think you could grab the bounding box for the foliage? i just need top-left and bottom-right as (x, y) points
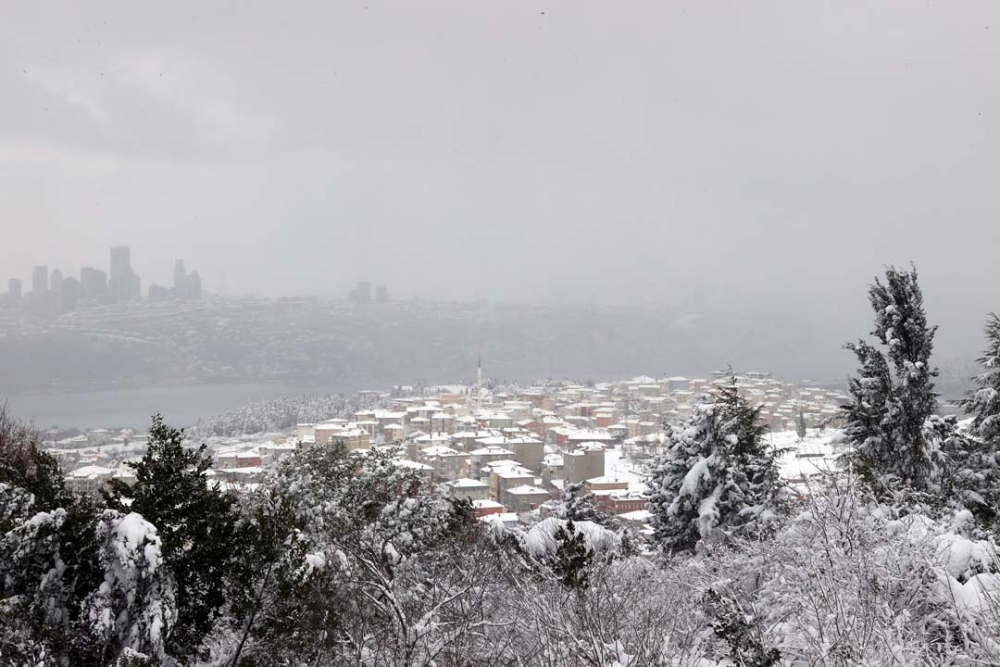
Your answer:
(842, 265), (942, 493)
(648, 379), (784, 553)
(704, 588), (781, 667)
(559, 481), (613, 528)
(103, 414), (244, 662)
(549, 519), (595, 590)
(961, 313), (1000, 443)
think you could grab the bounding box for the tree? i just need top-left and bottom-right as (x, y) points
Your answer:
(841, 266), (942, 492)
(946, 314), (1000, 528)
(0, 403), (74, 521)
(560, 481), (613, 528)
(103, 415), (244, 662)
(962, 314), (1000, 444)
(648, 379), (783, 553)
(82, 511), (176, 664)
(549, 519), (594, 590)
(796, 411), (807, 441)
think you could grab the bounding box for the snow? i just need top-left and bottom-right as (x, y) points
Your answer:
(679, 456), (714, 497)
(945, 573), (1000, 612)
(304, 552), (326, 571)
(521, 517), (621, 558)
(936, 534), (996, 581)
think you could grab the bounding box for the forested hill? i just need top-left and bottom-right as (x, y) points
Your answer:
(0, 295), (974, 395)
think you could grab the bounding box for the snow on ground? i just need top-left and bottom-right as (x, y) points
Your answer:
(770, 429), (845, 486)
(604, 447), (650, 493)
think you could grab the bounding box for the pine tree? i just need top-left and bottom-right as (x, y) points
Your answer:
(796, 411), (807, 441)
(962, 314), (1000, 443)
(648, 379), (783, 553)
(947, 314), (1000, 527)
(841, 266), (941, 492)
(561, 481), (613, 527)
(103, 415), (244, 662)
(550, 519), (594, 590)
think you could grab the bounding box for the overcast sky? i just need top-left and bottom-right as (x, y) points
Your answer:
(2, 1), (998, 344)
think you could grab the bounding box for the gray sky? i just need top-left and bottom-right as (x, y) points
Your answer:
(2, 1), (998, 332)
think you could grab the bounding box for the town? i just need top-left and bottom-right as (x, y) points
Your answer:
(45, 369), (849, 542)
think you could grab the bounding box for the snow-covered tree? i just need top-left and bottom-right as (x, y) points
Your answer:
(943, 314), (1000, 529)
(647, 380), (783, 553)
(0, 404), (74, 521)
(559, 481), (613, 528)
(549, 519), (595, 590)
(842, 265), (942, 492)
(796, 411), (807, 441)
(218, 441), (472, 666)
(103, 414), (244, 661)
(962, 314), (1000, 444)
(83, 511), (176, 664)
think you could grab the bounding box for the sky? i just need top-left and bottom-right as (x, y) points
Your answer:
(2, 1), (999, 355)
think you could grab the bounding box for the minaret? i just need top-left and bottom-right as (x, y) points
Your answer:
(476, 355), (483, 411)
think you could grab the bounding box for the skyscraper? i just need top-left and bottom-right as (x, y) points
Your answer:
(61, 276), (80, 310)
(7, 278), (22, 300)
(32, 266), (48, 295)
(50, 268), (63, 295)
(109, 246), (135, 301)
(80, 267), (107, 301)
(173, 260), (186, 291)
(186, 271), (202, 299)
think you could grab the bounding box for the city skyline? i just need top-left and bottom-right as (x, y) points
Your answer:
(2, 243), (202, 308)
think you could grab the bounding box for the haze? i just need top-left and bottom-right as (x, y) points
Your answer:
(2, 1), (999, 363)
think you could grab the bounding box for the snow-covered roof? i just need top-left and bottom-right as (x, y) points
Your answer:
(506, 485), (548, 496)
(586, 476), (629, 486)
(66, 465), (115, 479)
(449, 478), (488, 488)
(472, 499), (504, 509)
(494, 467), (535, 479)
(393, 459), (434, 471)
(421, 445), (462, 457)
(469, 446), (515, 456)
(618, 509), (653, 523)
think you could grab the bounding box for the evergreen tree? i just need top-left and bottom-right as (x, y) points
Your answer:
(648, 379), (783, 553)
(104, 415), (244, 662)
(796, 411), (807, 441)
(549, 519), (594, 590)
(947, 314), (1000, 528)
(962, 314), (1000, 443)
(842, 266), (941, 492)
(560, 481), (613, 527)
(0, 404), (74, 519)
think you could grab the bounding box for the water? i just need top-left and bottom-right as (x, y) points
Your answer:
(2, 383), (309, 431)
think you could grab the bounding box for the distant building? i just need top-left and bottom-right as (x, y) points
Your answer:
(173, 260), (186, 291)
(375, 283), (390, 303)
(348, 281), (372, 304)
(7, 278), (21, 300)
(32, 266), (48, 295)
(169, 260), (203, 299)
(80, 267), (107, 301)
(563, 444), (606, 485)
(50, 268), (63, 295)
(109, 246), (135, 301)
(149, 283), (172, 301)
(61, 276), (81, 310)
(185, 271), (202, 299)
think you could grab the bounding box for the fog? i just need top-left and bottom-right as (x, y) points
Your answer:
(2, 1), (999, 380)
